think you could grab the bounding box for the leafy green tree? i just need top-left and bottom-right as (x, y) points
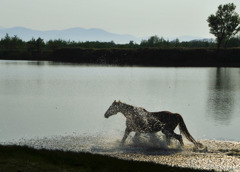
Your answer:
(171, 38), (180, 47)
(140, 35), (170, 47)
(27, 37), (45, 51)
(207, 3), (240, 48)
(46, 39), (69, 50)
(0, 34), (11, 49)
(226, 35), (240, 47)
(0, 34), (25, 49)
(148, 35), (160, 47)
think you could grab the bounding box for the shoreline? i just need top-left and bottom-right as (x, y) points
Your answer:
(2, 136), (240, 171)
(0, 145), (206, 172)
(1, 48), (240, 67)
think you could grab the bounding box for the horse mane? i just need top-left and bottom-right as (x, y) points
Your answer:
(117, 101), (132, 107)
(117, 101), (148, 112)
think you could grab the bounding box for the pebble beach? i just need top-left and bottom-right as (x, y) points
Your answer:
(9, 134), (240, 171)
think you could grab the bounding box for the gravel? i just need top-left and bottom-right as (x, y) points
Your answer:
(5, 134), (240, 171)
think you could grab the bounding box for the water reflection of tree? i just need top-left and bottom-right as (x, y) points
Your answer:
(207, 68), (235, 125)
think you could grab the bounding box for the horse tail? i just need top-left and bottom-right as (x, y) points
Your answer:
(178, 114), (198, 146)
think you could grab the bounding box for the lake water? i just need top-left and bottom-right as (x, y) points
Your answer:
(0, 60), (240, 143)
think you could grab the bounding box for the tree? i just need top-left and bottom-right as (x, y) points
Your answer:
(27, 37), (45, 51)
(207, 3), (240, 48)
(0, 34), (25, 49)
(171, 38), (180, 47)
(140, 35), (170, 47)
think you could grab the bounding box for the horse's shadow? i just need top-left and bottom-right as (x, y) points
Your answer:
(90, 134), (183, 155)
(122, 134), (182, 155)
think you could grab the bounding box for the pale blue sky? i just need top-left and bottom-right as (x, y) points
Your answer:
(1, 0), (240, 38)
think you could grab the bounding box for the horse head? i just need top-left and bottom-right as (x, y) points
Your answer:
(104, 100), (121, 118)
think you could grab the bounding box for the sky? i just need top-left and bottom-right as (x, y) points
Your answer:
(1, 0), (240, 38)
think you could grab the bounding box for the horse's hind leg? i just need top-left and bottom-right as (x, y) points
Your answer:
(173, 133), (183, 146)
(121, 128), (131, 145)
(162, 129), (183, 146)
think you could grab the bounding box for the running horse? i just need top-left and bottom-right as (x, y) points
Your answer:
(104, 100), (201, 147)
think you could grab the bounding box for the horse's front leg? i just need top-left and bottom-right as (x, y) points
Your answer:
(133, 132), (141, 143)
(121, 128), (131, 145)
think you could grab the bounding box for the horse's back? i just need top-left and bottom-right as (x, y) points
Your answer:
(151, 111), (180, 117)
(149, 111), (181, 126)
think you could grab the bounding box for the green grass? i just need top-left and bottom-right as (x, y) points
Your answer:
(0, 145), (209, 172)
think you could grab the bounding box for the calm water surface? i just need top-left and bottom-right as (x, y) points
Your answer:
(0, 60), (240, 142)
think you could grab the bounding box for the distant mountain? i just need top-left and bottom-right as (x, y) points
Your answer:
(0, 27), (142, 44)
(0, 26), (209, 44)
(178, 35), (205, 42)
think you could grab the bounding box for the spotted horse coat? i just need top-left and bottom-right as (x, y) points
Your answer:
(104, 100), (202, 147)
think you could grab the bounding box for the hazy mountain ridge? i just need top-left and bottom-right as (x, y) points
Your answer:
(0, 27), (206, 43)
(0, 27), (142, 44)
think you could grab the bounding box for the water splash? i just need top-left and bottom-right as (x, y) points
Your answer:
(13, 132), (180, 154)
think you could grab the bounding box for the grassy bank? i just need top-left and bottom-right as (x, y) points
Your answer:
(0, 145), (208, 172)
(1, 48), (240, 67)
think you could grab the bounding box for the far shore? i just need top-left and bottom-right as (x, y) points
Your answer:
(1, 48), (240, 67)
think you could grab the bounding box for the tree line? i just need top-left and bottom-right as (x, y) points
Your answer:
(1, 34), (240, 51)
(1, 3), (240, 51)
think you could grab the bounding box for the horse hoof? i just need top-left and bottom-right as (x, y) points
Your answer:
(193, 144), (208, 152)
